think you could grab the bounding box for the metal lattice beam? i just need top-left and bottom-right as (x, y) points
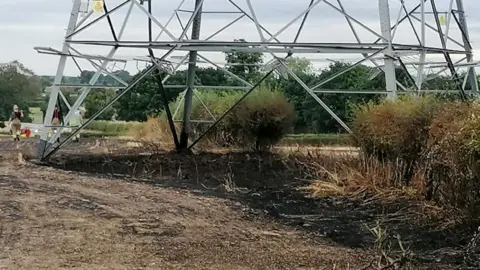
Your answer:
(36, 0), (479, 160)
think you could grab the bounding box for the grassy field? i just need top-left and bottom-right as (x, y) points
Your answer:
(83, 120), (351, 145)
(9, 110), (351, 147)
(28, 107), (43, 124)
(1, 117), (351, 147)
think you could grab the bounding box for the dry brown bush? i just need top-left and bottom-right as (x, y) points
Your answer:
(350, 96), (442, 185)
(425, 101), (480, 218)
(351, 96), (480, 221)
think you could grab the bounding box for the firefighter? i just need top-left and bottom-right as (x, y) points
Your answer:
(49, 106), (61, 143)
(52, 106), (60, 126)
(9, 105), (24, 141)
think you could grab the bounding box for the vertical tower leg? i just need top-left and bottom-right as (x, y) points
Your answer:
(378, 0), (397, 100)
(416, 0), (426, 92)
(37, 0), (82, 158)
(179, 0), (204, 149)
(455, 0), (479, 93)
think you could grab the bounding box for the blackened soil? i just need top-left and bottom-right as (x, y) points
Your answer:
(47, 151), (479, 269)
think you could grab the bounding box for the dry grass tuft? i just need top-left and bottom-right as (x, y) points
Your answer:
(130, 117), (177, 152)
(299, 153), (422, 200)
(362, 221), (416, 270)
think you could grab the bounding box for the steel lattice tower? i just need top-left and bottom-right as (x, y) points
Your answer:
(35, 0), (478, 159)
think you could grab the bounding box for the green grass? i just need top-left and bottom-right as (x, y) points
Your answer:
(28, 107), (43, 124)
(85, 120), (142, 136)
(81, 121), (352, 147)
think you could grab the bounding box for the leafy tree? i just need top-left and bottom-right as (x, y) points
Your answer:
(424, 73), (462, 92)
(115, 69), (185, 121)
(285, 57), (313, 74)
(115, 66), (234, 121)
(102, 70), (132, 85)
(35, 57), (467, 135)
(308, 62), (385, 133)
(276, 62), (384, 133)
(84, 89), (116, 120)
(195, 67), (228, 86)
(0, 61), (42, 122)
(57, 70), (135, 121)
(79, 70), (95, 84)
(225, 39), (264, 83)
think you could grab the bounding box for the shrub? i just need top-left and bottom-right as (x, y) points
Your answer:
(352, 96), (480, 220)
(165, 90), (241, 147)
(137, 87), (295, 150)
(350, 95), (442, 184)
(227, 87), (295, 150)
(425, 101), (480, 217)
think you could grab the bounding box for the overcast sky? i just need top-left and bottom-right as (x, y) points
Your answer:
(1, 0), (480, 76)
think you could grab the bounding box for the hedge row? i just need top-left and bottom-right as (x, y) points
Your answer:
(351, 96), (480, 219)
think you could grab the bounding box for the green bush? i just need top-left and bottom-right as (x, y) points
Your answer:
(177, 90), (242, 146)
(350, 95), (442, 184)
(144, 87), (295, 150)
(227, 88), (295, 150)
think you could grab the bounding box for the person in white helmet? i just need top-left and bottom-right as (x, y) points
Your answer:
(9, 105), (24, 141)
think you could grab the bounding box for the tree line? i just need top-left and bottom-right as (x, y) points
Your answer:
(1, 50), (466, 134)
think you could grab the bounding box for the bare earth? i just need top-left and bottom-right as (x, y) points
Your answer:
(0, 159), (370, 270)
(0, 138), (476, 269)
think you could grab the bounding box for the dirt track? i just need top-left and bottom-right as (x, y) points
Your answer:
(0, 158), (371, 269)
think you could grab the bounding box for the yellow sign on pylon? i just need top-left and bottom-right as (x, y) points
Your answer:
(439, 15), (446, 25)
(92, 0), (104, 13)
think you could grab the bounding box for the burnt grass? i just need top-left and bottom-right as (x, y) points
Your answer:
(47, 150), (478, 268)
